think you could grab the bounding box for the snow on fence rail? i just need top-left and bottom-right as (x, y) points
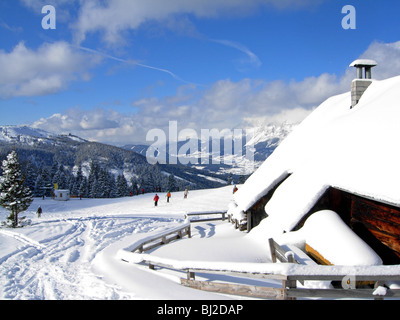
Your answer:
(184, 211), (227, 223)
(121, 252), (400, 299)
(118, 233), (400, 300)
(126, 220), (191, 253)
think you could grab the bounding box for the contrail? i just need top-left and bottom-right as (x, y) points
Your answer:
(75, 45), (192, 84)
(210, 39), (262, 68)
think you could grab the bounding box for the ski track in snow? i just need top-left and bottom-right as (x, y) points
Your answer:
(0, 215), (180, 300)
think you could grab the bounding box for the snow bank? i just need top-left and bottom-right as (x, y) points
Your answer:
(285, 210), (382, 266)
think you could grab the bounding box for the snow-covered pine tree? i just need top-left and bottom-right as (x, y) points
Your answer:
(116, 174), (128, 197)
(0, 151), (33, 228)
(167, 173), (178, 192)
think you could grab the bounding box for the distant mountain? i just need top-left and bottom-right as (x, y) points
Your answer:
(0, 122), (296, 195)
(122, 122), (296, 176)
(0, 125), (231, 193)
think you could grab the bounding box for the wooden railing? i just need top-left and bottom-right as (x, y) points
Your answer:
(129, 222), (191, 253)
(119, 229), (400, 300)
(180, 269), (400, 300)
(185, 211), (227, 223)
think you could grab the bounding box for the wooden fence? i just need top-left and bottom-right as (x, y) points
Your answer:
(130, 223), (191, 253)
(180, 270), (400, 300)
(121, 224), (400, 300)
(185, 212), (227, 223)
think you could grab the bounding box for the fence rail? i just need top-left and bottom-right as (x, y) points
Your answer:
(185, 212), (227, 223)
(121, 228), (400, 300)
(130, 223), (191, 253)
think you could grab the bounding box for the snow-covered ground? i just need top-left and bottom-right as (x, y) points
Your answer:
(1, 186), (400, 301)
(0, 186), (272, 300)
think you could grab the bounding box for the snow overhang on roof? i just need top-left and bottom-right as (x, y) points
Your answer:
(234, 75), (400, 234)
(349, 59), (378, 67)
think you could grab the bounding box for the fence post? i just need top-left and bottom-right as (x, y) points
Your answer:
(268, 238), (277, 263)
(187, 270), (195, 280)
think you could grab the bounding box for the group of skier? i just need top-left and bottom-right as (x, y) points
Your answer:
(153, 187), (189, 207)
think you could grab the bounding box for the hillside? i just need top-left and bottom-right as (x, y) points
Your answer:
(0, 123), (294, 196)
(0, 126), (230, 195)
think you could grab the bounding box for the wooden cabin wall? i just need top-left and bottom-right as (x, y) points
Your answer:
(351, 197), (400, 264)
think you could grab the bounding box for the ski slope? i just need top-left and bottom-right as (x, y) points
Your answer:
(0, 186), (268, 300)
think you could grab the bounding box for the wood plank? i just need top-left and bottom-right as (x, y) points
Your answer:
(287, 288), (400, 299)
(131, 224), (191, 252)
(287, 274), (400, 282)
(353, 212), (400, 237)
(268, 238), (301, 264)
(368, 229), (400, 258)
(185, 212), (227, 216)
(181, 279), (285, 300)
(305, 244), (332, 266)
(190, 217), (224, 223)
(268, 238), (277, 263)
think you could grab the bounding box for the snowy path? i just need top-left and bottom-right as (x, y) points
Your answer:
(0, 215), (182, 299)
(0, 186), (252, 300)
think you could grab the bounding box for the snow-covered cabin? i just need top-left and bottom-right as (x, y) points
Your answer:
(229, 73), (400, 266)
(53, 189), (70, 201)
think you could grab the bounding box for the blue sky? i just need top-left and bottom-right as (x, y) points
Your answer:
(1, 0), (400, 145)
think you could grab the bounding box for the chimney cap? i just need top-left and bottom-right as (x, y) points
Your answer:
(349, 59), (377, 68)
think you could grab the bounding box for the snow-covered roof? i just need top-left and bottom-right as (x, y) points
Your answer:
(234, 75), (400, 234)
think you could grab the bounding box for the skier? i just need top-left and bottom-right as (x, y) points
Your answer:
(154, 194), (159, 206)
(184, 187), (189, 199)
(37, 206), (42, 218)
(166, 191), (171, 203)
(233, 185), (238, 194)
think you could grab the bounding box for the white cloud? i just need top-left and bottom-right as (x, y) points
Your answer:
(0, 41), (100, 98)
(359, 41), (400, 80)
(32, 40), (400, 146)
(72, 0), (323, 45)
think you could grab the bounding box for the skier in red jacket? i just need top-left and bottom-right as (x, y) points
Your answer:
(154, 194), (159, 206)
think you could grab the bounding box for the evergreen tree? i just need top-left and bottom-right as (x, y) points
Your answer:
(97, 169), (109, 198)
(40, 167), (52, 196)
(107, 172), (117, 198)
(53, 165), (68, 189)
(23, 160), (37, 192)
(75, 165), (83, 188)
(0, 151), (33, 228)
(50, 161), (58, 181)
(116, 174), (128, 197)
(167, 173), (178, 192)
(34, 174), (45, 197)
(130, 176), (139, 194)
(90, 179), (100, 198)
(79, 176), (88, 198)
(227, 173), (233, 185)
